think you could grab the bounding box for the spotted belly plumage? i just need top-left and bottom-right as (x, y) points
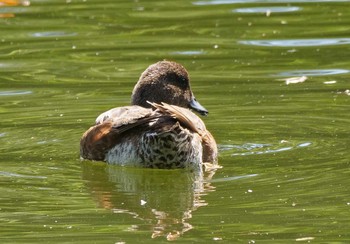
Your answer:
(105, 121), (203, 169)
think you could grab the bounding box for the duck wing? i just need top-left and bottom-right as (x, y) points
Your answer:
(80, 106), (158, 160)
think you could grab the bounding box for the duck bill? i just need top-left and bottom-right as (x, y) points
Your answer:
(189, 97), (208, 116)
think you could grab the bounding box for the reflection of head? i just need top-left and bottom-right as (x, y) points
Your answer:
(81, 162), (217, 240)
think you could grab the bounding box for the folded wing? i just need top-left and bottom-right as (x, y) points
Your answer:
(80, 106), (156, 160)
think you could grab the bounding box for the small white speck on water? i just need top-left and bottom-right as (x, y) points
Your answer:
(281, 76), (307, 85)
(323, 80), (336, 84)
(213, 237), (223, 241)
(296, 237), (314, 241)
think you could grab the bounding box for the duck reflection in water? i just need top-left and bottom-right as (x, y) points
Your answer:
(82, 162), (217, 240)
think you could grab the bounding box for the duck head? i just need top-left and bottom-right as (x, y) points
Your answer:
(131, 61), (208, 116)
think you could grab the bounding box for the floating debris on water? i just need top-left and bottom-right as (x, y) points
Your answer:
(336, 89), (350, 96)
(280, 76), (307, 85)
(296, 237), (315, 241)
(323, 80), (337, 84)
(213, 237), (223, 241)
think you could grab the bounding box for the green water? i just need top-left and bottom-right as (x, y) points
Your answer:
(1, 0), (349, 243)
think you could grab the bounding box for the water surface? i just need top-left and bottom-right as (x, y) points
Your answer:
(0, 0), (349, 243)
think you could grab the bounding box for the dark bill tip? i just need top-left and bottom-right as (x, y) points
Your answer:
(189, 97), (208, 116)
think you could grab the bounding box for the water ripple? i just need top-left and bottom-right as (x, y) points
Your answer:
(239, 38), (350, 47)
(193, 0), (350, 5)
(0, 171), (47, 179)
(233, 6), (301, 13)
(31, 31), (77, 38)
(277, 69), (349, 77)
(219, 141), (312, 157)
(0, 90), (32, 96)
(210, 174), (258, 183)
(170, 50), (205, 55)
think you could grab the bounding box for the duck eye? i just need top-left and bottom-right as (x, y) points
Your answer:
(179, 75), (188, 84)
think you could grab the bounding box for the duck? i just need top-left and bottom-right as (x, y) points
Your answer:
(80, 61), (218, 169)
